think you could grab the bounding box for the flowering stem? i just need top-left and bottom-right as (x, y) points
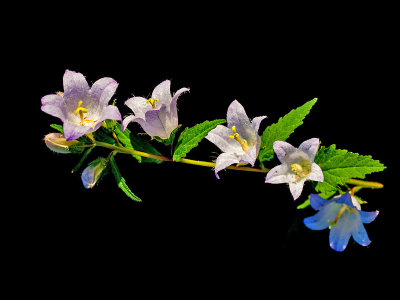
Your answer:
(94, 141), (383, 185)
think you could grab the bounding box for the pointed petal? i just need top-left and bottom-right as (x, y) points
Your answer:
(289, 180), (306, 200)
(336, 192), (354, 207)
(205, 125), (244, 154)
(41, 103), (66, 121)
(299, 138), (320, 160)
(265, 164), (289, 184)
(214, 152), (240, 179)
(90, 77), (118, 107)
(273, 141), (296, 164)
(329, 214), (354, 252)
(307, 163), (324, 182)
(63, 70), (90, 112)
(351, 216), (371, 246)
(152, 80), (172, 106)
(359, 210), (379, 224)
(251, 116), (267, 133)
(226, 100), (255, 142)
(125, 97), (150, 119)
(63, 121), (91, 141)
(121, 115), (137, 132)
(309, 193), (329, 210)
(170, 87), (189, 121)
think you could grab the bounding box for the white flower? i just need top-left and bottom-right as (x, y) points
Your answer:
(265, 138), (324, 200)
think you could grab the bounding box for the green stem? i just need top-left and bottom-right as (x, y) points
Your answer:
(94, 141), (383, 186)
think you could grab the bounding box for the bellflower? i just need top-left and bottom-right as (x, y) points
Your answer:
(205, 100), (267, 179)
(265, 138), (324, 200)
(122, 80), (189, 139)
(41, 70), (122, 141)
(304, 192), (379, 252)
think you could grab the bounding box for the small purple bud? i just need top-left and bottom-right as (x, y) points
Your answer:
(81, 158), (108, 189)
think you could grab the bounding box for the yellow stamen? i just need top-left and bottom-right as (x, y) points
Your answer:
(291, 160), (311, 182)
(146, 98), (159, 109)
(229, 126), (249, 152)
(73, 101), (97, 127)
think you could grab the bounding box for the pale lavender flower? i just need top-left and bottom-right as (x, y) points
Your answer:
(41, 70), (122, 141)
(304, 192), (379, 252)
(205, 100), (267, 179)
(265, 138), (324, 200)
(122, 80), (189, 139)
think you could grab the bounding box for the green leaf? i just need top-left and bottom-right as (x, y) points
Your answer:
(93, 127), (116, 145)
(50, 124), (63, 133)
(114, 124), (142, 163)
(109, 155), (142, 202)
(258, 98), (318, 162)
(173, 119), (226, 161)
(130, 135), (163, 164)
(314, 144), (386, 194)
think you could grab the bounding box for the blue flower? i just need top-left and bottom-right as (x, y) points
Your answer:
(303, 192), (379, 252)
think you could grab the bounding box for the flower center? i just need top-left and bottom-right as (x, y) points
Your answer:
(291, 160), (311, 182)
(328, 204), (358, 229)
(146, 98), (159, 109)
(74, 101), (97, 127)
(229, 126), (249, 152)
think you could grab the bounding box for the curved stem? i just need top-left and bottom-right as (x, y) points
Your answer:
(94, 141), (383, 186)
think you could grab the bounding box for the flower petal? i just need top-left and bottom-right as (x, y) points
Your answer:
(152, 80), (172, 106)
(329, 214), (354, 252)
(273, 141), (296, 164)
(170, 87), (189, 121)
(335, 192), (354, 207)
(351, 217), (371, 247)
(307, 163), (324, 182)
(251, 116), (267, 133)
(309, 193), (329, 210)
(214, 152), (240, 179)
(90, 77), (118, 107)
(41, 102), (66, 121)
(226, 100), (255, 142)
(304, 202), (342, 230)
(125, 97), (150, 119)
(265, 164), (289, 184)
(206, 125), (244, 155)
(359, 210), (379, 224)
(288, 179), (306, 200)
(63, 70), (90, 112)
(298, 138), (320, 161)
(63, 121), (91, 141)
(41, 94), (64, 106)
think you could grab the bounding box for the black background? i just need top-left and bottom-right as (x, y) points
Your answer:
(8, 3), (397, 283)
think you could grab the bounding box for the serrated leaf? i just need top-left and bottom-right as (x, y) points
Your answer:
(314, 144), (386, 194)
(130, 135), (163, 164)
(173, 119), (226, 161)
(258, 98), (317, 162)
(109, 155), (142, 202)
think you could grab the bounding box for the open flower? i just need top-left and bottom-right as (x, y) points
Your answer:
(41, 70), (122, 141)
(122, 80), (189, 139)
(304, 192), (379, 252)
(265, 138), (324, 200)
(205, 100), (267, 179)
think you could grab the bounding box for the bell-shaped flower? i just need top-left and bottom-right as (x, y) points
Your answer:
(265, 138), (324, 200)
(205, 100), (267, 179)
(81, 158), (108, 189)
(41, 70), (122, 141)
(122, 80), (189, 139)
(304, 192), (379, 252)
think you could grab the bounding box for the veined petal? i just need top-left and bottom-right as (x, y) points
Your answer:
(265, 164), (289, 184)
(304, 202), (342, 230)
(298, 138), (320, 161)
(309, 193), (329, 210)
(63, 120), (91, 141)
(359, 210), (379, 224)
(273, 141), (296, 164)
(289, 179), (306, 200)
(251, 116), (267, 133)
(90, 77), (118, 107)
(227, 100), (255, 143)
(307, 163), (324, 182)
(125, 97), (150, 119)
(41, 103), (66, 121)
(63, 70), (90, 112)
(206, 125), (244, 155)
(92, 105), (122, 132)
(41, 94), (64, 106)
(152, 80), (172, 106)
(214, 152), (240, 179)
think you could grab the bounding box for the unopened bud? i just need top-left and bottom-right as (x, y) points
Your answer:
(44, 133), (80, 154)
(81, 158), (108, 189)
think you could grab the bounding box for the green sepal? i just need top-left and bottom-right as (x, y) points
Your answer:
(109, 154), (142, 202)
(173, 119), (226, 161)
(258, 98), (317, 162)
(50, 124), (63, 133)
